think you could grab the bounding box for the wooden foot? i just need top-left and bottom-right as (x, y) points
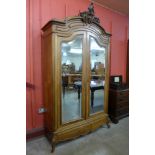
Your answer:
(106, 117), (111, 128)
(106, 122), (110, 128)
(51, 142), (55, 153)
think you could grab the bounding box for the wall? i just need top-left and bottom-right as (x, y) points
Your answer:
(26, 0), (129, 133)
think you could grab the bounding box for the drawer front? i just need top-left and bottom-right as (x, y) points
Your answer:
(117, 96), (129, 103)
(109, 101), (129, 113)
(115, 107), (129, 117)
(118, 91), (129, 97)
(117, 101), (129, 109)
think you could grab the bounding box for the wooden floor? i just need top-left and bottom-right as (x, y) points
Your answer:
(26, 117), (129, 155)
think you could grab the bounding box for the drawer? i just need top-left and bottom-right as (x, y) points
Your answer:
(109, 103), (128, 113)
(117, 91), (129, 98)
(109, 100), (129, 110)
(117, 101), (129, 109)
(116, 96), (129, 102)
(115, 107), (129, 116)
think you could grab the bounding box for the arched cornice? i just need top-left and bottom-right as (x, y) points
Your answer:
(41, 16), (111, 38)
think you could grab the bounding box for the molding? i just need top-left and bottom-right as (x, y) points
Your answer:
(42, 17), (111, 39)
(26, 127), (45, 140)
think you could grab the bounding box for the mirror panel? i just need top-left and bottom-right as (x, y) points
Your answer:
(89, 36), (105, 114)
(61, 35), (83, 123)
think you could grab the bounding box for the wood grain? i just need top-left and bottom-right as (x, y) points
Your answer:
(41, 16), (111, 152)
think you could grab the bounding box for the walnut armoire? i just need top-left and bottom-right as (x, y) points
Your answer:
(41, 3), (111, 152)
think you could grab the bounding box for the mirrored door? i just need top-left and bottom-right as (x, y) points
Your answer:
(61, 35), (84, 123)
(88, 36), (106, 115)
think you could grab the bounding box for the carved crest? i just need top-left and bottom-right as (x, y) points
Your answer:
(79, 2), (100, 24)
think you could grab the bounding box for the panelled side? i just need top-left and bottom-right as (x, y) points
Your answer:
(41, 31), (53, 133)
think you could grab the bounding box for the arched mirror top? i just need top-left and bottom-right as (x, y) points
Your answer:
(88, 33), (108, 48)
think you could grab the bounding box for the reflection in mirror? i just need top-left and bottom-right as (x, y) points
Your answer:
(61, 35), (83, 123)
(89, 36), (105, 114)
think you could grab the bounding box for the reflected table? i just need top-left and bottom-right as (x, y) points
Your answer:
(74, 80), (105, 108)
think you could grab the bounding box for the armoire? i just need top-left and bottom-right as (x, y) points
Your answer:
(41, 3), (111, 152)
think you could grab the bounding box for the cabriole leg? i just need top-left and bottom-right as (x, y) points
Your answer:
(51, 142), (55, 153)
(106, 116), (111, 128)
